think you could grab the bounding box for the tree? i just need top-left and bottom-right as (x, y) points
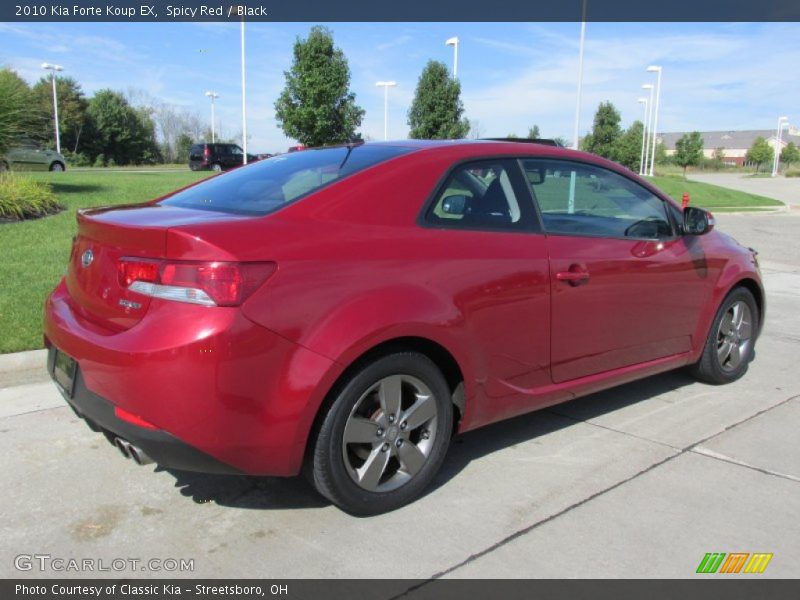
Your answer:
(0, 68), (39, 156)
(274, 26), (364, 147)
(506, 132), (519, 139)
(84, 90), (159, 165)
(780, 141), (799, 169)
(553, 136), (569, 148)
(408, 60), (470, 139)
(527, 124), (541, 139)
(746, 137), (773, 173)
(31, 76), (88, 153)
(654, 141), (669, 165)
(712, 147), (726, 168)
(615, 121), (645, 172)
(674, 131), (704, 176)
(583, 102), (622, 160)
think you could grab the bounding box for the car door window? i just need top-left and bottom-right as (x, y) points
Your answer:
(522, 159), (673, 239)
(425, 160), (536, 232)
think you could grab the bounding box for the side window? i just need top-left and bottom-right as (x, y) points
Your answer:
(522, 160), (673, 239)
(425, 160), (534, 232)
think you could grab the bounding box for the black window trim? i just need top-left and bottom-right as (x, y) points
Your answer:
(417, 156), (543, 235)
(516, 157), (680, 242)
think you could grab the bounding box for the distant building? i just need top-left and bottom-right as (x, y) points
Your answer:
(658, 127), (800, 167)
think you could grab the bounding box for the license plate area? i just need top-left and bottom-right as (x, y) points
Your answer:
(52, 349), (77, 398)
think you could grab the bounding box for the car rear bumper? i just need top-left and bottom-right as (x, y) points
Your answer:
(47, 347), (240, 474)
(44, 278), (340, 476)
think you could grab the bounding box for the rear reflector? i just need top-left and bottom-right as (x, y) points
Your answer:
(119, 259), (275, 307)
(114, 406), (158, 430)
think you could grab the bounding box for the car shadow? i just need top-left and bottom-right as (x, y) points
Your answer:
(160, 369), (698, 512)
(49, 182), (105, 194)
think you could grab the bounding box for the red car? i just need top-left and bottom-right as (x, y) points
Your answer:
(44, 140), (763, 515)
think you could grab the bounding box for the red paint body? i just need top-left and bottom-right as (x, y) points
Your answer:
(43, 141), (764, 476)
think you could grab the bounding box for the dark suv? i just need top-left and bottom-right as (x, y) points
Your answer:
(189, 143), (258, 172)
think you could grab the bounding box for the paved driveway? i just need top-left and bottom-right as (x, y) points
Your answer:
(688, 172), (800, 206)
(1, 213), (798, 581)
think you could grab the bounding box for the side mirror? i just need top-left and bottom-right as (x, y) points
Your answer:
(442, 194), (468, 216)
(683, 206), (715, 235)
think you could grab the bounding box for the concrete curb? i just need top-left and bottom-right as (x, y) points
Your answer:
(0, 349), (47, 375)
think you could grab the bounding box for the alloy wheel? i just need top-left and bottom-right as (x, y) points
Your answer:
(342, 374), (438, 493)
(716, 300), (753, 371)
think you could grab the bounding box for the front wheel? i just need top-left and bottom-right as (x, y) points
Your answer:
(690, 287), (759, 384)
(210, 163), (222, 172)
(49, 162), (65, 172)
(309, 352), (453, 515)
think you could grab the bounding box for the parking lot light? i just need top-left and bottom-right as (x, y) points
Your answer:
(375, 81), (397, 141)
(445, 37), (459, 78)
(641, 84), (654, 176)
(772, 116), (789, 177)
(204, 92), (219, 143)
(646, 65), (662, 176)
(41, 63), (64, 154)
(638, 97), (649, 176)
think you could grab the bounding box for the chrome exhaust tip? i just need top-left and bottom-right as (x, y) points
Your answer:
(113, 437), (154, 465)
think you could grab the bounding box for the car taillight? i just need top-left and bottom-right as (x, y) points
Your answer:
(118, 259), (275, 307)
(203, 146), (210, 159)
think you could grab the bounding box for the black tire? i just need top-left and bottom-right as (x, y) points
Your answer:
(690, 287), (759, 385)
(210, 163), (223, 172)
(309, 352), (453, 515)
(49, 162), (65, 172)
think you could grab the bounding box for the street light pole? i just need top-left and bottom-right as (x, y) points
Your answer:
(204, 92), (219, 143)
(41, 63), (63, 154)
(375, 81), (397, 141)
(641, 84), (654, 176)
(647, 65), (662, 177)
(240, 19), (247, 164)
(572, 0), (587, 150)
(445, 37), (459, 78)
(638, 97), (649, 176)
(772, 116), (789, 177)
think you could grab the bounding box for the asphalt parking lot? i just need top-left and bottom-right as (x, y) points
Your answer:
(1, 210), (799, 581)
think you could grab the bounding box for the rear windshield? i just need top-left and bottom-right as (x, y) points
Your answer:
(162, 144), (415, 216)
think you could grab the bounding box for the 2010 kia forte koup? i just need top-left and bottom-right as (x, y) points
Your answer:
(44, 140), (763, 515)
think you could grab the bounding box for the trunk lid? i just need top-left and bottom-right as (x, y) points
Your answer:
(67, 204), (247, 331)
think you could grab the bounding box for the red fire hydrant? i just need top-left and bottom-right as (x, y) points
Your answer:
(682, 192), (690, 208)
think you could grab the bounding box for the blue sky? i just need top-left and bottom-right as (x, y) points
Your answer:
(1, 21), (797, 153)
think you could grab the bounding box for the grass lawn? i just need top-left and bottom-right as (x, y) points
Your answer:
(0, 170), (210, 354)
(648, 176), (784, 212)
(0, 168), (786, 354)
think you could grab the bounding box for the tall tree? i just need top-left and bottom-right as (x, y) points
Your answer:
(527, 124), (541, 139)
(674, 131), (704, 176)
(275, 26), (364, 147)
(84, 90), (159, 165)
(407, 60), (470, 139)
(746, 137), (773, 173)
(780, 141), (799, 169)
(0, 68), (39, 157)
(583, 102), (622, 160)
(31, 76), (88, 153)
(615, 121), (645, 172)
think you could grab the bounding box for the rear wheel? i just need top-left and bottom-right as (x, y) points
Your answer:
(309, 352), (453, 515)
(691, 287), (758, 384)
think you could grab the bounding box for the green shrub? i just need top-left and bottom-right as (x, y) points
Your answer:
(62, 150), (91, 167)
(0, 173), (63, 220)
(786, 169), (800, 178)
(93, 153), (106, 168)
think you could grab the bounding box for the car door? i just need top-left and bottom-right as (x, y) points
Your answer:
(422, 158), (552, 424)
(521, 158), (710, 384)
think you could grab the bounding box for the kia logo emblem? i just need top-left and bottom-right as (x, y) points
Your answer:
(81, 249), (94, 268)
